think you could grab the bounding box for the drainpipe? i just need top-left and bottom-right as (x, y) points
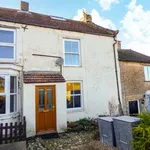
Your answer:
(113, 30), (124, 115)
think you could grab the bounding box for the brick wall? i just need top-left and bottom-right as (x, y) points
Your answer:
(119, 61), (150, 114)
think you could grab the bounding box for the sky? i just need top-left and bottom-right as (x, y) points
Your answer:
(1, 0), (150, 55)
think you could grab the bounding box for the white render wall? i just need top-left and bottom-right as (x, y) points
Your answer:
(23, 82), (67, 137)
(0, 21), (120, 136)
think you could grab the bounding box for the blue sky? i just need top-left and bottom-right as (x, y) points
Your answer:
(1, 0), (150, 55)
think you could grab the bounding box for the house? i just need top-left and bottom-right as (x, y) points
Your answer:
(0, 1), (122, 137)
(118, 47), (150, 115)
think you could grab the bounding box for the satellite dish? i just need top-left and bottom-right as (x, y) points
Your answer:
(55, 57), (64, 66)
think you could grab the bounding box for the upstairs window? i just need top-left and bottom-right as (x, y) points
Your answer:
(144, 66), (150, 81)
(0, 29), (15, 60)
(64, 39), (80, 66)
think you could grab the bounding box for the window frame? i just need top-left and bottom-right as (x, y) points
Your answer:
(0, 75), (18, 115)
(0, 28), (16, 61)
(144, 66), (150, 81)
(63, 39), (81, 66)
(128, 99), (140, 115)
(66, 81), (83, 110)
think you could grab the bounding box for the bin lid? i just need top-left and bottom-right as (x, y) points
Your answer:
(99, 117), (114, 122)
(113, 116), (140, 122)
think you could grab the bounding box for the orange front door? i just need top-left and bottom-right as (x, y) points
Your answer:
(36, 85), (56, 133)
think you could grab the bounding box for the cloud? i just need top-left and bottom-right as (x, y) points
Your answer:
(98, 0), (119, 11)
(73, 9), (116, 30)
(120, 0), (150, 55)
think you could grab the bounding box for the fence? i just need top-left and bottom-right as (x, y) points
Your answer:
(0, 117), (26, 144)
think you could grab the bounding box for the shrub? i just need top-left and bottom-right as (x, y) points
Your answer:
(77, 118), (92, 130)
(132, 112), (150, 150)
(67, 118), (98, 132)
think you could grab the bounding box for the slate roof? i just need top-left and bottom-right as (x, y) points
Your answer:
(23, 72), (65, 83)
(0, 7), (118, 37)
(118, 49), (150, 63)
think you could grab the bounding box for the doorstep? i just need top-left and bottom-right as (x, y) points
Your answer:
(36, 130), (59, 139)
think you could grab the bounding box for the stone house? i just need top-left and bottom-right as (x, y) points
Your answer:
(0, 1), (122, 137)
(118, 48), (150, 115)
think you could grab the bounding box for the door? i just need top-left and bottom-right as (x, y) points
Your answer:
(36, 85), (56, 133)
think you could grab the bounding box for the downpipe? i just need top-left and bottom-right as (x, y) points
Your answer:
(113, 33), (124, 115)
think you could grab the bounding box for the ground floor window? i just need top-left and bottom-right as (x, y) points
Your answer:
(66, 81), (82, 109)
(0, 75), (18, 114)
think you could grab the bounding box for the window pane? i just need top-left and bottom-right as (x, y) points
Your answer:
(0, 95), (5, 114)
(67, 83), (74, 94)
(10, 95), (17, 112)
(74, 95), (81, 108)
(71, 41), (79, 53)
(72, 54), (79, 65)
(74, 83), (81, 94)
(65, 41), (71, 52)
(0, 76), (5, 93)
(0, 30), (14, 43)
(10, 76), (17, 93)
(47, 89), (52, 110)
(39, 89), (44, 110)
(65, 54), (71, 65)
(0, 46), (14, 59)
(67, 95), (73, 108)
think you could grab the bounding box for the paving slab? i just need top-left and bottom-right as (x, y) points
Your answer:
(0, 141), (26, 150)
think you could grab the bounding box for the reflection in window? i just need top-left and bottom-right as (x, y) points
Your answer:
(10, 95), (17, 113)
(0, 29), (15, 59)
(47, 89), (52, 110)
(0, 76), (5, 93)
(10, 76), (17, 93)
(66, 82), (81, 109)
(39, 89), (44, 110)
(64, 40), (80, 66)
(0, 95), (5, 114)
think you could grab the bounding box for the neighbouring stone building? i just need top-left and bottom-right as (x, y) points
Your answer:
(118, 48), (150, 115)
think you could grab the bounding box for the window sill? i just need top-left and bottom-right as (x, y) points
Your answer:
(144, 80), (150, 82)
(0, 112), (19, 120)
(64, 65), (82, 68)
(67, 108), (84, 113)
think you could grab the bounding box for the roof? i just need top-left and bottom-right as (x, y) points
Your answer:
(23, 72), (65, 83)
(118, 49), (150, 63)
(0, 7), (117, 37)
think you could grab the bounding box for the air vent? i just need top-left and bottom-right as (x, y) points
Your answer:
(50, 16), (66, 21)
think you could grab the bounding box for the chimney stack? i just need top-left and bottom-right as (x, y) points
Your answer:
(20, 1), (29, 11)
(80, 11), (92, 23)
(117, 41), (121, 49)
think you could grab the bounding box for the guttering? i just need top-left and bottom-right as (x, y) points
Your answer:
(113, 30), (124, 115)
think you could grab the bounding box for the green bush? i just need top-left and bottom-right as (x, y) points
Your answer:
(132, 112), (150, 150)
(77, 118), (92, 130)
(67, 118), (98, 132)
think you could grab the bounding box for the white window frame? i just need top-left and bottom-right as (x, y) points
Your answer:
(144, 66), (150, 81)
(0, 28), (16, 61)
(66, 81), (83, 110)
(63, 39), (81, 66)
(128, 100), (140, 115)
(0, 75), (18, 115)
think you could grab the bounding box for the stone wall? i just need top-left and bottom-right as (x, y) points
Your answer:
(119, 61), (150, 114)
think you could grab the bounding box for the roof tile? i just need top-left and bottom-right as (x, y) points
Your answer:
(23, 72), (65, 83)
(118, 49), (150, 63)
(0, 7), (117, 37)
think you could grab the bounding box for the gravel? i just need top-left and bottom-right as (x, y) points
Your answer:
(27, 131), (117, 150)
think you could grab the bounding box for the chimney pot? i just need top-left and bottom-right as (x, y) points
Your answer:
(117, 41), (121, 49)
(20, 1), (29, 11)
(80, 11), (92, 23)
